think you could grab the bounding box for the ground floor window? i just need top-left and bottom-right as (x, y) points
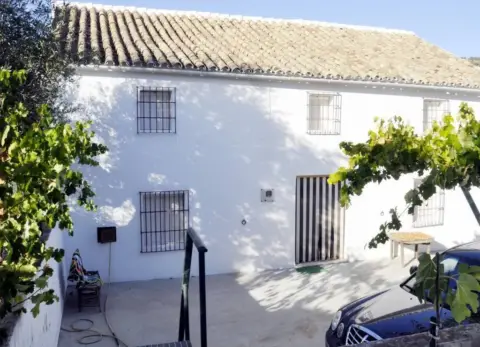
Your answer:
(413, 178), (445, 227)
(139, 190), (189, 253)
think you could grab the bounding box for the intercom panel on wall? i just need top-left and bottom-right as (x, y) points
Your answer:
(261, 189), (274, 202)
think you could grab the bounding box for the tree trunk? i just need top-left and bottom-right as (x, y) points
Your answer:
(461, 186), (480, 226)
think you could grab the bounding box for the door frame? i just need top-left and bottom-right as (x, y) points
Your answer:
(294, 174), (346, 265)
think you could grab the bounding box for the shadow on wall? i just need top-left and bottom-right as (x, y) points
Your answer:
(65, 74), (349, 280)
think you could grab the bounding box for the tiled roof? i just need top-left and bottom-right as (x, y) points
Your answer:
(55, 3), (480, 89)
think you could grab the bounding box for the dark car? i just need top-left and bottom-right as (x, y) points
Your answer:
(325, 241), (480, 346)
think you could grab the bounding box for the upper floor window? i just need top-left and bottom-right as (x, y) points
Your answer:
(137, 87), (176, 134)
(307, 93), (342, 135)
(423, 98), (449, 131)
(413, 178), (445, 228)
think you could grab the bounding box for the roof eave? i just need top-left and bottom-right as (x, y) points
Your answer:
(76, 64), (480, 95)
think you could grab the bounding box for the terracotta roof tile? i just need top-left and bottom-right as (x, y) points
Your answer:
(89, 7), (101, 64)
(56, 3), (480, 89)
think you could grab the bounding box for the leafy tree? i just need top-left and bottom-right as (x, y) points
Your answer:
(0, 0), (74, 122)
(0, 69), (107, 320)
(0, 0), (102, 322)
(329, 103), (480, 328)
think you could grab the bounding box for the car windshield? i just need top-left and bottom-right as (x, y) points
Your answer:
(401, 255), (461, 292)
(401, 252), (480, 315)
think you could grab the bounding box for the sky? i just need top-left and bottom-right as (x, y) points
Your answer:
(74, 0), (479, 58)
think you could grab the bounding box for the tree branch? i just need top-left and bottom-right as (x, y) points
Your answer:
(10, 288), (42, 309)
(461, 186), (480, 227)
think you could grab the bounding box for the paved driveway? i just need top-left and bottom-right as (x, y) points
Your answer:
(58, 259), (410, 347)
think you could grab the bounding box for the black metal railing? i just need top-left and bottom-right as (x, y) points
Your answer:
(178, 228), (208, 347)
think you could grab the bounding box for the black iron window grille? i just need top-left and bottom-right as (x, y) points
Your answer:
(307, 93), (342, 135)
(139, 190), (189, 253)
(137, 86), (176, 133)
(423, 98), (450, 131)
(413, 178), (445, 228)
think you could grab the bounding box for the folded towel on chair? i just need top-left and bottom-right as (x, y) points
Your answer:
(68, 248), (103, 288)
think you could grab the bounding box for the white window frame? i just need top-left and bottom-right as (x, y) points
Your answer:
(307, 92), (342, 135)
(413, 178), (445, 228)
(422, 98), (450, 131)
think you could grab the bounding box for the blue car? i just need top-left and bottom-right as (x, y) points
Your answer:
(325, 241), (480, 346)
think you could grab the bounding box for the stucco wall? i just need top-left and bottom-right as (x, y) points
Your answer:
(65, 69), (480, 282)
(4, 228), (68, 347)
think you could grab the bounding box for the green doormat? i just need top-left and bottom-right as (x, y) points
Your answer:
(296, 265), (325, 274)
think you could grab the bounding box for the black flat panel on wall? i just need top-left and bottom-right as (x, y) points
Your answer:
(97, 226), (117, 243)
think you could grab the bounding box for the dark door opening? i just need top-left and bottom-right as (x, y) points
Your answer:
(295, 175), (345, 264)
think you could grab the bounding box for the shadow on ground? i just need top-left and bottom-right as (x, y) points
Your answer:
(58, 258), (411, 347)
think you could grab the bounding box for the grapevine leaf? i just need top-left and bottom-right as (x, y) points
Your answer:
(35, 277), (48, 289)
(31, 304), (40, 318)
(458, 263), (469, 274)
(450, 273), (480, 322)
(2, 124), (10, 146)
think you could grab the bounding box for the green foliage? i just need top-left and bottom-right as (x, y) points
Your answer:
(329, 102), (480, 323)
(413, 253), (480, 323)
(329, 103), (480, 245)
(0, 0), (100, 322)
(0, 69), (107, 319)
(0, 0), (75, 122)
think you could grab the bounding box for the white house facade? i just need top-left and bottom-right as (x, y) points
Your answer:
(57, 3), (480, 282)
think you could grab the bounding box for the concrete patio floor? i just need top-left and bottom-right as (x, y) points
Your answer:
(58, 258), (412, 347)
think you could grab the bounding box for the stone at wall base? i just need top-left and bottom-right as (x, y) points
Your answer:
(355, 323), (480, 347)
